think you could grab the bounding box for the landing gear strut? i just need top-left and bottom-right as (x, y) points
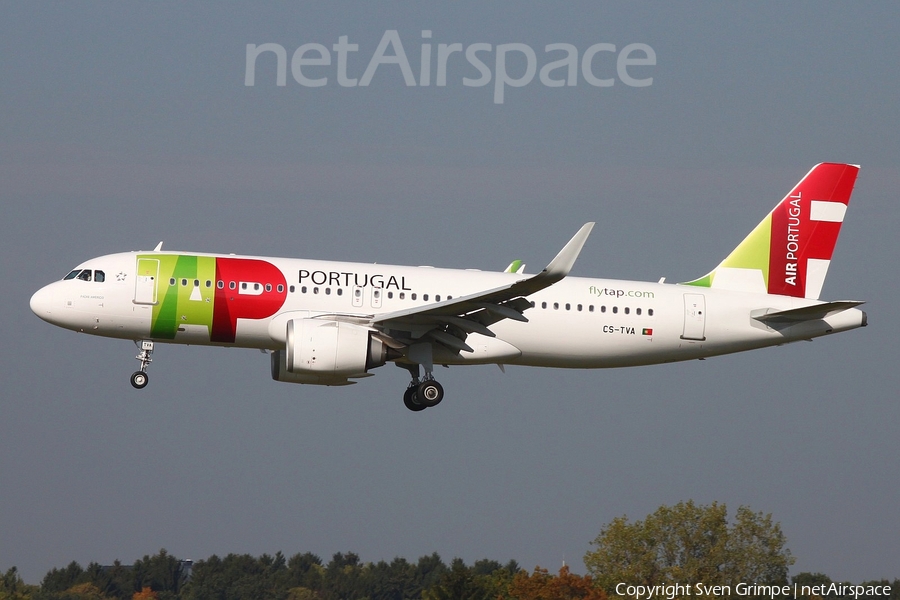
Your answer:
(131, 340), (154, 389)
(400, 359), (445, 412)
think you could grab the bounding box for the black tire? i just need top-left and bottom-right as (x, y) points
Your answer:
(403, 386), (426, 412)
(417, 380), (444, 408)
(130, 371), (149, 389)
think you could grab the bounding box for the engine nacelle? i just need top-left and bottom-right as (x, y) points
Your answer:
(270, 319), (388, 385)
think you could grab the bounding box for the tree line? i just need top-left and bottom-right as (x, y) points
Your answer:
(2, 501), (897, 600)
(0, 552), (604, 600)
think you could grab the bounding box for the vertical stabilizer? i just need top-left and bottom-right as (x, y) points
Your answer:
(683, 163), (859, 299)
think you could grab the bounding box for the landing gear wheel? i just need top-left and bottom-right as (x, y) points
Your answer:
(403, 386), (426, 412)
(130, 371), (149, 389)
(132, 340), (154, 389)
(417, 380), (444, 408)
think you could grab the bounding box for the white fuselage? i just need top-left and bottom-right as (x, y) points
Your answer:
(30, 250), (866, 371)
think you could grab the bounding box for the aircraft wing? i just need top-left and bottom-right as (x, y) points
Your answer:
(369, 223), (594, 351)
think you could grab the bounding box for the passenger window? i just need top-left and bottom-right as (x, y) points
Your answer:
(577, 304), (582, 311)
(553, 302), (559, 310)
(613, 306), (618, 314)
(435, 295), (440, 302)
(337, 288), (343, 296)
(648, 308), (654, 316)
(423, 294), (429, 301)
(542, 302), (547, 309)
(399, 292), (406, 300)
(601, 306), (606, 313)
(565, 303), (571, 310)
(289, 285), (295, 293)
(325, 288), (331, 295)
(387, 292), (393, 299)
(636, 308), (642, 315)
(589, 305), (594, 312)
(265, 283), (272, 292)
(411, 293), (417, 300)
(624, 307), (630, 315)
(217, 281), (224, 289)
(277, 284), (284, 293)
(229, 281), (236, 290)
(206, 280), (212, 288)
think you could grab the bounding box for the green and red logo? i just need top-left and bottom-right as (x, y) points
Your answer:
(685, 163), (858, 300)
(137, 254), (287, 343)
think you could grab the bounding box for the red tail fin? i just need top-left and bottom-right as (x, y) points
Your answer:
(767, 163), (859, 298)
(684, 163), (860, 299)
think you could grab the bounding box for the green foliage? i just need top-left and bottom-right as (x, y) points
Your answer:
(584, 501), (794, 595)
(16, 541), (897, 600)
(90, 561), (134, 600)
(132, 549), (188, 600)
(421, 558), (491, 600)
(1, 567), (39, 600)
(182, 553), (289, 600)
(38, 563), (88, 596)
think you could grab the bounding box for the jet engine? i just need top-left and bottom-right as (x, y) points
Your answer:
(270, 318), (390, 385)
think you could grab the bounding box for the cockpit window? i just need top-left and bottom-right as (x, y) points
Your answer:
(64, 269), (105, 282)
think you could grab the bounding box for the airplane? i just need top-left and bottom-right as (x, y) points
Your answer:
(30, 163), (866, 411)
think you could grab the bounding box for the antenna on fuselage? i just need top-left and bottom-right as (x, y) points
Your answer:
(153, 241), (163, 251)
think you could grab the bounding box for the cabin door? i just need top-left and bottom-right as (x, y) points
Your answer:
(681, 293), (707, 341)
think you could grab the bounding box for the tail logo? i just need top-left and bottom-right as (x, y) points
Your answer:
(685, 163), (859, 299)
(783, 193), (801, 288)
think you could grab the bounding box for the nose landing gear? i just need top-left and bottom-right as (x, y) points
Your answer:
(130, 340), (154, 389)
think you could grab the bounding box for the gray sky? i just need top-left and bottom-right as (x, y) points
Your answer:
(2, 1), (898, 584)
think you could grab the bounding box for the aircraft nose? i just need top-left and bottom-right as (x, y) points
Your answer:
(30, 284), (56, 322)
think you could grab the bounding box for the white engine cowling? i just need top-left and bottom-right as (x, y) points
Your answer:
(270, 319), (388, 385)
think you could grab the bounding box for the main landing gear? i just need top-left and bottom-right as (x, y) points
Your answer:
(130, 340), (154, 389)
(401, 362), (444, 412)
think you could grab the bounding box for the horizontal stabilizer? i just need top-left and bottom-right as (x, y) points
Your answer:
(752, 301), (865, 324)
